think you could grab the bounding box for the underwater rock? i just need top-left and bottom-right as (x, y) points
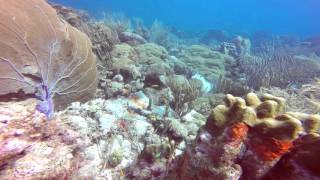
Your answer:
(177, 45), (236, 81)
(0, 100), (82, 179)
(181, 110), (207, 137)
(58, 90), (199, 179)
(110, 43), (141, 82)
(144, 87), (174, 106)
(127, 136), (173, 180)
(53, 4), (90, 28)
(59, 95), (157, 179)
(144, 62), (173, 88)
(119, 31), (147, 45)
(166, 93), (320, 180)
(0, 0), (98, 115)
(54, 5), (120, 65)
(104, 80), (127, 98)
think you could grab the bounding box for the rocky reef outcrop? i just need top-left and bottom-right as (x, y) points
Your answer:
(54, 5), (120, 65)
(166, 93), (320, 180)
(0, 100), (82, 179)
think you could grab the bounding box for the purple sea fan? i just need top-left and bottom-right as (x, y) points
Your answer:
(0, 0), (98, 118)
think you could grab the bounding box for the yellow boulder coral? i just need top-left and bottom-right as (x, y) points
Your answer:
(209, 93), (319, 141)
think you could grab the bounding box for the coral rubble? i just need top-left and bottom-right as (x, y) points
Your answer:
(0, 101), (82, 179)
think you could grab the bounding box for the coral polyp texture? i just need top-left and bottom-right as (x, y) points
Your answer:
(0, 0), (98, 117)
(166, 93), (320, 180)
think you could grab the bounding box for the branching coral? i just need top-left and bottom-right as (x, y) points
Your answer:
(0, 0), (98, 118)
(239, 48), (320, 89)
(102, 12), (131, 34)
(166, 75), (201, 117)
(149, 20), (170, 48)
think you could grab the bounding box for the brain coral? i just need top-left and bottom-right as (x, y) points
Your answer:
(0, 0), (98, 117)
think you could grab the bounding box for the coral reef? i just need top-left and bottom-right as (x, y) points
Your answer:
(54, 5), (120, 66)
(0, 0), (97, 117)
(300, 78), (320, 111)
(135, 43), (170, 65)
(119, 31), (147, 45)
(233, 36), (251, 56)
(215, 76), (251, 96)
(149, 20), (170, 48)
(1, 1), (320, 180)
(239, 50), (320, 89)
(165, 93), (320, 180)
(177, 45), (236, 81)
(259, 87), (320, 114)
(191, 94), (225, 116)
(58, 94), (154, 179)
(0, 100), (82, 179)
(109, 43), (140, 78)
(102, 12), (131, 35)
(165, 75), (202, 117)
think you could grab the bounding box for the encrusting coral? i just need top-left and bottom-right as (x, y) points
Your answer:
(0, 0), (98, 118)
(166, 92), (320, 180)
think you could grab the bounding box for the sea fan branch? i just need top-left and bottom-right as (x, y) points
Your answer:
(50, 34), (89, 92)
(54, 63), (94, 94)
(0, 57), (36, 88)
(48, 26), (80, 91)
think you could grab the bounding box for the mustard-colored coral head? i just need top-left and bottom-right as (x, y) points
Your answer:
(208, 93), (318, 140)
(246, 93), (261, 107)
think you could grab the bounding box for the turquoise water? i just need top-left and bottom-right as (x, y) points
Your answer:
(51, 0), (320, 37)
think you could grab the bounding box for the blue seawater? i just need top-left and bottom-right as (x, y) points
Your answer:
(51, 0), (320, 37)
